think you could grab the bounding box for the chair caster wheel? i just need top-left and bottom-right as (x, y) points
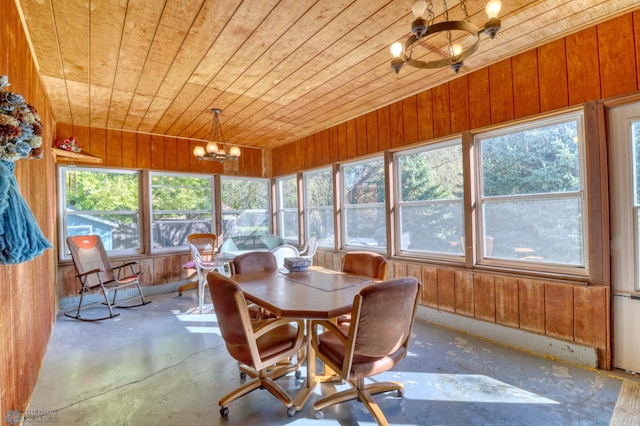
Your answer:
(397, 389), (404, 397)
(295, 369), (302, 379)
(178, 291), (183, 296)
(315, 410), (324, 419)
(220, 406), (229, 417)
(287, 406), (296, 417)
(240, 371), (247, 380)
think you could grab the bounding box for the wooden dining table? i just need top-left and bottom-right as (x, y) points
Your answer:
(232, 266), (374, 412)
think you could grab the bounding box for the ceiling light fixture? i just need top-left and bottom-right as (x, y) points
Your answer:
(193, 108), (240, 162)
(390, 0), (502, 75)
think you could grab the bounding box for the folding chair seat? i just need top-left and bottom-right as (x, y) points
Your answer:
(65, 235), (149, 321)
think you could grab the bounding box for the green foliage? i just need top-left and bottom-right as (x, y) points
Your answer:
(220, 178), (269, 209)
(66, 170), (139, 212)
(482, 121), (579, 196)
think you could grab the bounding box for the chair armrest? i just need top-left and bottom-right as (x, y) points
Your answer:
(75, 268), (103, 279)
(252, 317), (305, 339)
(112, 261), (138, 270)
(310, 319), (348, 346)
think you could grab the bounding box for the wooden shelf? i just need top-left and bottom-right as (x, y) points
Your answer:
(52, 148), (103, 164)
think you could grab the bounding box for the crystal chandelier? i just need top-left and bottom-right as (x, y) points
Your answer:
(390, 0), (502, 75)
(193, 109), (241, 162)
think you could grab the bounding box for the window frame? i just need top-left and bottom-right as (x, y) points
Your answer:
(393, 138), (465, 261)
(340, 155), (386, 252)
(303, 167), (335, 249)
(219, 176), (272, 241)
(275, 174), (299, 245)
(57, 166), (142, 261)
(148, 171), (215, 254)
(473, 111), (589, 276)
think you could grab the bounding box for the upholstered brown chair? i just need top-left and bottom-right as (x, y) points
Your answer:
(310, 277), (421, 425)
(230, 251), (278, 321)
(341, 251), (388, 280)
(207, 271), (307, 418)
(338, 251), (388, 325)
(230, 251), (278, 275)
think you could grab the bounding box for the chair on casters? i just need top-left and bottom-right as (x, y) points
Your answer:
(310, 277), (422, 425)
(338, 251), (388, 326)
(207, 271), (307, 418)
(298, 236), (318, 264)
(179, 233), (217, 296)
(341, 251), (388, 280)
(65, 235), (150, 321)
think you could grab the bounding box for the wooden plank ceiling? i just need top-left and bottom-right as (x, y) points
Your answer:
(15, 0), (640, 151)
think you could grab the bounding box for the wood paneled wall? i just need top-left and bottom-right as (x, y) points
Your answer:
(1, 0), (58, 418)
(314, 251), (610, 369)
(55, 123), (265, 177)
(271, 12), (640, 369)
(273, 12), (640, 174)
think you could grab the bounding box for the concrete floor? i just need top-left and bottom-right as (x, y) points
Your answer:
(28, 290), (635, 425)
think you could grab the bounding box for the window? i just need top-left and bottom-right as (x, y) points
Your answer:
(396, 140), (464, 257)
(220, 177), (270, 240)
(276, 175), (299, 243)
(149, 172), (214, 251)
(476, 112), (586, 272)
(341, 157), (386, 249)
(303, 168), (334, 248)
(58, 167), (141, 259)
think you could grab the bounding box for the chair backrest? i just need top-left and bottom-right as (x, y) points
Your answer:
(188, 233), (217, 261)
(207, 271), (249, 346)
(231, 251), (278, 275)
(352, 277), (421, 358)
(341, 251), (388, 280)
(300, 236), (318, 259)
(67, 235), (115, 285)
(270, 244), (299, 268)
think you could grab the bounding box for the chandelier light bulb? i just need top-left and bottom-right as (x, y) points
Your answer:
(193, 146), (205, 158)
(229, 145), (241, 158)
(450, 43), (463, 57)
(206, 141), (219, 154)
(485, 0), (502, 19)
(411, 0), (428, 18)
(390, 42), (403, 58)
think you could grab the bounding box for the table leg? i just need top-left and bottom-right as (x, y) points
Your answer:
(292, 320), (317, 410)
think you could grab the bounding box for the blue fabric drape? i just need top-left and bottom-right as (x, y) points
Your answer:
(0, 159), (51, 264)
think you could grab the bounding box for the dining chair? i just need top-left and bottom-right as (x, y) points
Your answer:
(207, 271), (307, 418)
(310, 277), (422, 425)
(179, 233), (217, 297)
(270, 244), (299, 268)
(189, 243), (224, 312)
(230, 251), (278, 275)
(65, 235), (150, 321)
(341, 251), (388, 280)
(338, 251), (388, 326)
(298, 236), (318, 264)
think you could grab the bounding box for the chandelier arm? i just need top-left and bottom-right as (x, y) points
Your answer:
(404, 20), (480, 69)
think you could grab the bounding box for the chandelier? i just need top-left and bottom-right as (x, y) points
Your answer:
(193, 108), (240, 162)
(390, 0), (502, 75)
